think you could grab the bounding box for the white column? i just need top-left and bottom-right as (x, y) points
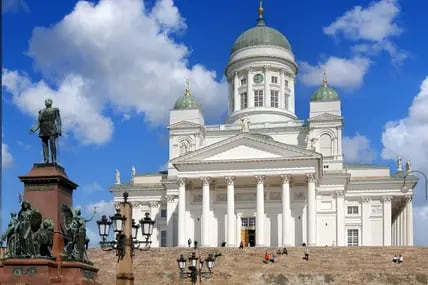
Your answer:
(225, 176), (236, 247)
(397, 210), (402, 246)
(177, 178), (186, 247)
(402, 204), (407, 245)
(166, 195), (177, 246)
(279, 70), (284, 109)
(361, 196), (370, 246)
(306, 174), (316, 246)
(233, 72), (239, 112)
(392, 219), (395, 246)
(236, 212), (242, 247)
(336, 191), (345, 246)
(383, 196), (392, 246)
(406, 195), (413, 246)
(264, 66), (269, 107)
(201, 177), (211, 246)
(255, 175), (265, 247)
(248, 68), (254, 108)
(280, 174), (291, 246)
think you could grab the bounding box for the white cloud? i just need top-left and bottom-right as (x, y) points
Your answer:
(2, 0), (29, 13)
(342, 133), (376, 163)
(382, 76), (428, 170)
(150, 0), (186, 32)
(324, 0), (402, 42)
(324, 0), (405, 65)
(2, 69), (113, 145)
(24, 0), (225, 125)
(299, 56), (371, 89)
(2, 143), (14, 168)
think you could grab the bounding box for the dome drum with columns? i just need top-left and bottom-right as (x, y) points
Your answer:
(110, 2), (417, 249)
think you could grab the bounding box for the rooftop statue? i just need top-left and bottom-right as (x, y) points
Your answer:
(1, 200), (54, 258)
(61, 204), (96, 263)
(29, 98), (62, 164)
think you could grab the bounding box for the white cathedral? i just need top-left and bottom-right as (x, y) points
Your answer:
(111, 4), (416, 248)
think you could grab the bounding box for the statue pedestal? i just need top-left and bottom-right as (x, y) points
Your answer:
(0, 163), (101, 284)
(0, 258), (100, 285)
(19, 163), (78, 258)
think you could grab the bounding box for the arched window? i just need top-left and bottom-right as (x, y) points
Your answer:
(320, 134), (332, 157)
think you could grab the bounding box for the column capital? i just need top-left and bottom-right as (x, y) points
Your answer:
(280, 174), (291, 184)
(225, 176), (235, 185)
(150, 201), (160, 208)
(382, 196), (392, 203)
(254, 175), (265, 184)
(306, 173), (316, 183)
(177, 177), (186, 187)
(361, 196), (370, 203)
(405, 195), (413, 203)
(166, 195), (178, 203)
(335, 190), (345, 198)
(200, 176), (211, 185)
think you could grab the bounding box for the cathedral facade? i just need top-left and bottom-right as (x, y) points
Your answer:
(111, 5), (416, 248)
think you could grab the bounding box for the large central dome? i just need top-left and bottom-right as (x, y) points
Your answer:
(230, 17), (291, 54)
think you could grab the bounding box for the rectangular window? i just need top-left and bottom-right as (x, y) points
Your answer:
(241, 217), (256, 227)
(347, 206), (359, 215)
(240, 92), (248, 109)
(271, 76), (278, 84)
(347, 229), (359, 246)
(284, 79), (289, 87)
(160, 230), (167, 247)
(270, 90), (279, 107)
(240, 78), (247, 86)
(254, 90), (263, 107)
(160, 209), (167, 218)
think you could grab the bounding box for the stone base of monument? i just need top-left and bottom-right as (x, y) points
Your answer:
(0, 258), (101, 285)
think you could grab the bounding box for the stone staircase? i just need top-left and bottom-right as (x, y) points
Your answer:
(88, 246), (428, 285)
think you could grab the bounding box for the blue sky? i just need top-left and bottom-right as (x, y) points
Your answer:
(2, 0), (428, 246)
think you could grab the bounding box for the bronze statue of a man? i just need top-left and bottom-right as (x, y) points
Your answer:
(30, 98), (62, 164)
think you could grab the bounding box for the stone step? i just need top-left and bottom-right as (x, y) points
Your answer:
(88, 246), (428, 285)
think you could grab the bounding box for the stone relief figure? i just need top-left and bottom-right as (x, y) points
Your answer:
(0, 200), (53, 258)
(397, 156), (403, 172)
(115, 169), (121, 184)
(179, 140), (190, 155)
(29, 98), (62, 164)
(131, 165), (136, 178)
(61, 204), (95, 263)
(240, 116), (250, 133)
(406, 160), (412, 173)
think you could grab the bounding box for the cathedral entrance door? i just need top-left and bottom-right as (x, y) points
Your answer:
(240, 217), (256, 247)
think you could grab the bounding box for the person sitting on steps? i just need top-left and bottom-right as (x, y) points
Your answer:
(276, 247), (288, 255)
(303, 247), (309, 261)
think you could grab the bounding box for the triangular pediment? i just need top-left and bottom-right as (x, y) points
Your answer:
(171, 133), (321, 165)
(169, 121), (203, 129)
(309, 113), (343, 122)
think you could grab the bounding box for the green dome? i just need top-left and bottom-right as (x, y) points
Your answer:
(311, 80), (340, 102)
(231, 18), (292, 54)
(174, 85), (201, 110)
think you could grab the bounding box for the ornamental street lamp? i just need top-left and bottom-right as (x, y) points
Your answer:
(401, 170), (428, 200)
(177, 250), (215, 284)
(96, 192), (155, 285)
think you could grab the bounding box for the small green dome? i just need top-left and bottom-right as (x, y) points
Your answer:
(231, 17), (291, 54)
(311, 79), (340, 102)
(174, 84), (201, 110)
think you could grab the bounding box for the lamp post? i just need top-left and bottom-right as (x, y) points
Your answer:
(96, 192), (155, 285)
(401, 170), (428, 200)
(176, 243), (215, 285)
